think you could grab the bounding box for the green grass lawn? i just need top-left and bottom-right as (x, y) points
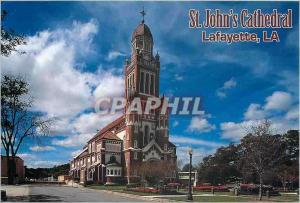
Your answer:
(270, 193), (299, 202)
(166, 195), (255, 202)
(86, 184), (126, 191)
(164, 193), (299, 202)
(117, 190), (157, 196)
(87, 185), (299, 202)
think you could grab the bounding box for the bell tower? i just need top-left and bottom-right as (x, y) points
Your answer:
(125, 8), (160, 101)
(123, 9), (175, 184)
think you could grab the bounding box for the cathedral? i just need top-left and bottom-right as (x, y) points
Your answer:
(69, 14), (177, 185)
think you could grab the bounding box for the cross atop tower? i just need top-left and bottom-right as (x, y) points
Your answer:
(140, 7), (146, 23)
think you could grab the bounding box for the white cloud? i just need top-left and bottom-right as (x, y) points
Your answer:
(71, 112), (121, 137)
(49, 116), (75, 136)
(106, 51), (126, 61)
(222, 90), (298, 142)
(18, 153), (62, 168)
(285, 105), (299, 120)
(2, 20), (99, 118)
(264, 91), (292, 111)
(30, 146), (56, 152)
(244, 103), (266, 120)
(52, 133), (94, 147)
(30, 161), (63, 168)
(93, 71), (124, 100)
(220, 121), (252, 141)
(71, 149), (83, 158)
(51, 112), (122, 147)
(187, 117), (216, 133)
(51, 111), (122, 147)
(222, 114), (298, 142)
(172, 120), (179, 127)
(18, 153), (37, 160)
(216, 78), (237, 98)
(2, 19), (125, 150)
(174, 74), (183, 81)
(221, 122), (245, 141)
(170, 136), (223, 148)
(223, 78), (237, 89)
(278, 71), (298, 94)
(176, 146), (217, 166)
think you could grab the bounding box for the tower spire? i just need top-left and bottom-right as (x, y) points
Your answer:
(140, 7), (146, 23)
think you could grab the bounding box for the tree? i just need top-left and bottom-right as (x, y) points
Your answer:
(1, 9), (26, 57)
(238, 120), (285, 200)
(198, 144), (241, 185)
(1, 75), (51, 184)
(140, 160), (176, 186)
(276, 130), (299, 191)
(25, 163), (70, 179)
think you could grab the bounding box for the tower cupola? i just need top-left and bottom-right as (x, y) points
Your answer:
(131, 9), (153, 59)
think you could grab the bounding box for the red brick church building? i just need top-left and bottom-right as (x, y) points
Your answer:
(70, 16), (177, 185)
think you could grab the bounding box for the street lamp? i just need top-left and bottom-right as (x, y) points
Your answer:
(187, 147), (193, 201)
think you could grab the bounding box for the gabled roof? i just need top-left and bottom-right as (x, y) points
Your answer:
(142, 139), (164, 154)
(168, 141), (176, 148)
(90, 115), (125, 142)
(73, 147), (88, 159)
(101, 131), (121, 141)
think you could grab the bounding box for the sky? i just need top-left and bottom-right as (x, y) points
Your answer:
(1, 2), (299, 168)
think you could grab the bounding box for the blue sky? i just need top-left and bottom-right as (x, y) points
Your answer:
(2, 2), (299, 168)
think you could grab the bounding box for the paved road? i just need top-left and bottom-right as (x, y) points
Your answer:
(4, 184), (147, 202)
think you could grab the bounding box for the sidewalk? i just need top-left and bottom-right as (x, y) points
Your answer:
(1, 185), (30, 197)
(84, 187), (171, 202)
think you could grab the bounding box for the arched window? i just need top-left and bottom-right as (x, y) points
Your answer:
(144, 125), (149, 146)
(145, 73), (149, 94)
(150, 133), (154, 141)
(150, 75), (154, 95)
(140, 72), (144, 93)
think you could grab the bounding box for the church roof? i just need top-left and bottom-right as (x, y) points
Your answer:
(90, 115), (125, 142)
(142, 139), (164, 154)
(132, 22), (153, 41)
(168, 141), (176, 148)
(73, 147), (88, 159)
(101, 131), (121, 141)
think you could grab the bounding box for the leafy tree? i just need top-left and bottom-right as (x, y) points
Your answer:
(276, 130), (299, 191)
(140, 160), (176, 186)
(198, 144), (241, 185)
(25, 164), (70, 179)
(1, 9), (26, 57)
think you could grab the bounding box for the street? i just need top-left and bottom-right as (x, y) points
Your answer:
(2, 184), (147, 202)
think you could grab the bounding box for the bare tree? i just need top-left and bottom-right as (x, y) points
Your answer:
(239, 120), (285, 200)
(1, 75), (51, 184)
